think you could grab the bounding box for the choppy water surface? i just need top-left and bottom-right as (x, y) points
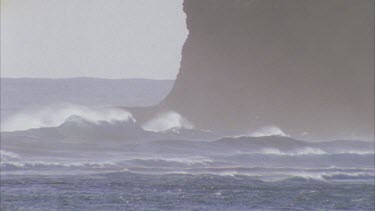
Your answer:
(1, 110), (374, 210)
(1, 172), (374, 210)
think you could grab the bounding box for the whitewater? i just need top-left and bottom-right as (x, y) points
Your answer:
(1, 105), (374, 210)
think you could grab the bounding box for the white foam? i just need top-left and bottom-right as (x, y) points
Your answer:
(1, 104), (134, 132)
(260, 147), (327, 155)
(0, 161), (117, 168)
(336, 150), (375, 155)
(142, 111), (194, 132)
(250, 125), (289, 137)
(0, 150), (21, 162)
(123, 156), (212, 165)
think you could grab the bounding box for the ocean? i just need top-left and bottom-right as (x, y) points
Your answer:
(1, 172), (374, 210)
(1, 116), (374, 210)
(1, 78), (374, 210)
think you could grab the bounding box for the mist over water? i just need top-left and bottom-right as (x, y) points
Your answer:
(1, 104), (135, 132)
(1, 79), (374, 210)
(1, 103), (374, 179)
(142, 111), (194, 132)
(1, 0), (374, 208)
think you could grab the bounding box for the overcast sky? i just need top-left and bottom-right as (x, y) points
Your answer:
(1, 0), (188, 79)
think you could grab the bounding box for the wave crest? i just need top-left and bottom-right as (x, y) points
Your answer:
(1, 104), (134, 132)
(249, 125), (289, 137)
(0, 150), (21, 162)
(142, 111), (194, 132)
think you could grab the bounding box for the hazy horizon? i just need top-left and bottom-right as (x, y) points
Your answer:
(1, 1), (374, 210)
(0, 76), (175, 80)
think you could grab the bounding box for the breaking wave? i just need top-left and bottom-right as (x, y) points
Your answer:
(250, 125), (289, 137)
(1, 104), (134, 132)
(142, 111), (194, 132)
(1, 158), (373, 182)
(0, 150), (21, 162)
(1, 114), (373, 183)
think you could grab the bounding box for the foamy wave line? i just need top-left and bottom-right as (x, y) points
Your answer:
(335, 150), (375, 155)
(122, 169), (374, 181)
(120, 156), (213, 166)
(250, 125), (289, 137)
(2, 160), (373, 182)
(259, 147), (326, 155)
(1, 104), (134, 132)
(234, 148), (374, 156)
(142, 111), (194, 132)
(0, 161), (118, 169)
(0, 150), (20, 159)
(0, 156), (213, 170)
(0, 150), (21, 162)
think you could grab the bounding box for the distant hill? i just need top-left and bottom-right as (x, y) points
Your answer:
(0, 77), (174, 120)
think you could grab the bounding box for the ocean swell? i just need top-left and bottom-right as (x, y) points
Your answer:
(1, 104), (134, 132)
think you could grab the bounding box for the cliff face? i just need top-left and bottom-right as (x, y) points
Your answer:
(160, 0), (374, 140)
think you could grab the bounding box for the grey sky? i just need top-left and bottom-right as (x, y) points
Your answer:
(1, 0), (188, 79)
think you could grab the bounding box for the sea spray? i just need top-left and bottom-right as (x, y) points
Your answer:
(1, 104), (134, 132)
(142, 111), (194, 132)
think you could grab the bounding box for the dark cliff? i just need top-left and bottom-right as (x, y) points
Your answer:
(136, 0), (375, 140)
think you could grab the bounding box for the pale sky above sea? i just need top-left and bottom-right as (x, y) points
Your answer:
(1, 0), (188, 79)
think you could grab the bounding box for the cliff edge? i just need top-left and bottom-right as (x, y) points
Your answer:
(134, 0), (375, 140)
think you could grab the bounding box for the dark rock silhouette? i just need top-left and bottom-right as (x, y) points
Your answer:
(131, 0), (374, 140)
